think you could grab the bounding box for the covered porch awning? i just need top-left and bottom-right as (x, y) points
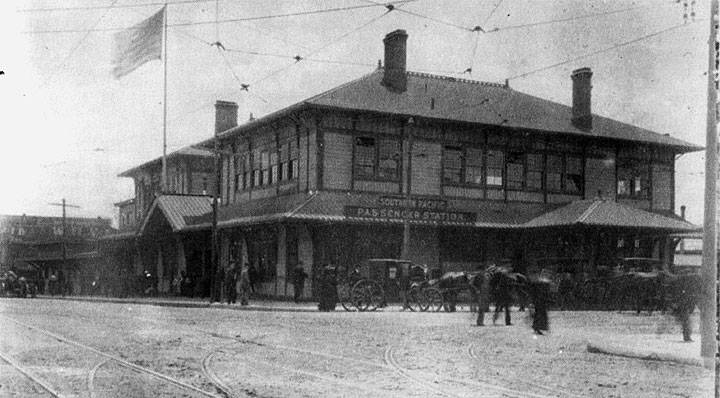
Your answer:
(159, 192), (696, 234)
(523, 199), (698, 232)
(182, 191), (556, 231)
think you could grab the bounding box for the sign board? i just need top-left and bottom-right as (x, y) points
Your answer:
(378, 196), (448, 210)
(344, 206), (477, 224)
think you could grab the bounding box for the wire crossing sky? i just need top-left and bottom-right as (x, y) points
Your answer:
(0, 0), (709, 226)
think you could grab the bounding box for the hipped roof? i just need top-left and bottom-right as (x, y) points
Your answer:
(118, 145), (213, 178)
(523, 199), (698, 231)
(138, 194), (212, 234)
(219, 69), (700, 152)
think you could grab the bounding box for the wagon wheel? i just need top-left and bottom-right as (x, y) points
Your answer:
(423, 288), (444, 312)
(406, 286), (425, 312)
(351, 280), (384, 312)
(337, 283), (355, 312)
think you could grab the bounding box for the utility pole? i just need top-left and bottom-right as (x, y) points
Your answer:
(49, 199), (81, 294)
(701, 0), (719, 374)
(209, 132), (222, 303)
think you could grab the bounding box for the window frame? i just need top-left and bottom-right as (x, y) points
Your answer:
(352, 134), (401, 182)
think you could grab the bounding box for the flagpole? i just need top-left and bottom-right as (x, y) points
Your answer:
(161, 4), (168, 193)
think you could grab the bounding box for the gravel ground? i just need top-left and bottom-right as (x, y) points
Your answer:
(0, 297), (712, 398)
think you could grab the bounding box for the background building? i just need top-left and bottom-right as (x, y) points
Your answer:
(0, 214), (112, 294)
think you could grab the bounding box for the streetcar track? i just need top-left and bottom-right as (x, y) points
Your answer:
(201, 351), (241, 398)
(386, 345), (564, 398)
(87, 359), (109, 398)
(207, 347), (404, 398)
(2, 315), (223, 398)
(0, 349), (64, 398)
(383, 346), (458, 398)
(467, 344), (586, 398)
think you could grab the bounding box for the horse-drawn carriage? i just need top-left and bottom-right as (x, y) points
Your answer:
(0, 270), (38, 298)
(337, 259), (427, 311)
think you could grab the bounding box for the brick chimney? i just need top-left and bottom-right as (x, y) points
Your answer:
(571, 67), (592, 130)
(215, 100), (238, 135)
(382, 29), (408, 93)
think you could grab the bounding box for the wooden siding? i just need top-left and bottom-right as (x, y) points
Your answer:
(308, 130), (318, 190)
(299, 132), (309, 191)
(547, 193), (582, 204)
(322, 132), (353, 190)
(652, 165), (673, 211)
(584, 157), (616, 200)
(354, 180), (400, 193)
(410, 141), (441, 196)
(443, 186), (484, 199)
(486, 189), (504, 200)
(507, 191), (544, 203)
(279, 181), (297, 194)
(235, 191), (250, 202)
(618, 198), (651, 210)
(251, 186), (275, 200)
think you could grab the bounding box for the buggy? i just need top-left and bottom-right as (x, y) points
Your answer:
(337, 259), (426, 312)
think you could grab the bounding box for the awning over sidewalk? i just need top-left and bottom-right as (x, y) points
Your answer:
(523, 199), (698, 232)
(184, 191), (555, 230)
(143, 192), (696, 234)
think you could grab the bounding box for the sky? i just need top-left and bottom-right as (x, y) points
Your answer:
(0, 0), (712, 226)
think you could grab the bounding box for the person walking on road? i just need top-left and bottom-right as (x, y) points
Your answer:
(528, 275), (552, 335)
(292, 262), (309, 303)
(318, 264), (338, 311)
(225, 263), (239, 304)
(237, 263), (251, 306)
(248, 263), (258, 294)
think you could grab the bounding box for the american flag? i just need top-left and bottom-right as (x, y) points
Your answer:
(111, 7), (164, 79)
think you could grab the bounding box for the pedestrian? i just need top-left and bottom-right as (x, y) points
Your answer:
(248, 263), (258, 294)
(180, 271), (192, 297)
(172, 273), (183, 296)
(668, 273), (701, 342)
(318, 264), (338, 311)
(490, 269), (513, 326)
(292, 262), (309, 303)
(473, 271), (490, 326)
(237, 263), (251, 306)
(528, 275), (552, 335)
(212, 266), (225, 303)
(225, 263), (239, 304)
(49, 271), (58, 296)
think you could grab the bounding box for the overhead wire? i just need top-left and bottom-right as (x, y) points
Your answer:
(17, 0), (219, 13)
(506, 20), (700, 80)
(482, 0), (503, 27)
(43, 0), (120, 87)
(249, 7), (394, 87)
(21, 1), (414, 34)
(486, 2), (676, 34)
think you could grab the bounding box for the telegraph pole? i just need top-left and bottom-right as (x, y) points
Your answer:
(209, 132), (221, 303)
(49, 199), (81, 294)
(702, 0), (719, 375)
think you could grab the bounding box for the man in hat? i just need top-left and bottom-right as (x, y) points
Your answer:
(292, 262), (309, 304)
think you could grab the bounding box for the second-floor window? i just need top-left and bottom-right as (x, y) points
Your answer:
(617, 160), (649, 198)
(354, 136), (400, 180)
(279, 139), (298, 181)
(546, 154), (582, 194)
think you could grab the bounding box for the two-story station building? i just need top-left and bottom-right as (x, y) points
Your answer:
(132, 30), (699, 300)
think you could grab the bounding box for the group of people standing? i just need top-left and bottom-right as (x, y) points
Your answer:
(291, 262), (337, 311)
(220, 262), (256, 306)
